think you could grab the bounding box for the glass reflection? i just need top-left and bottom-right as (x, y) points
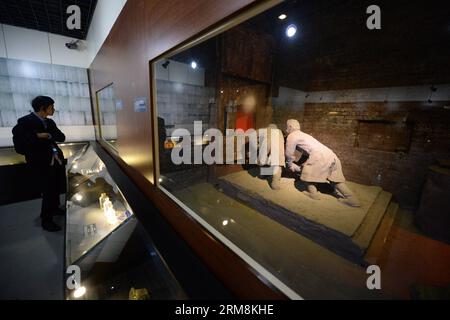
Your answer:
(96, 83), (118, 150)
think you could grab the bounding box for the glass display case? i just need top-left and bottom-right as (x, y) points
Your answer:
(0, 142), (87, 205)
(150, 0), (450, 299)
(0, 142), (86, 166)
(66, 143), (133, 264)
(65, 143), (187, 300)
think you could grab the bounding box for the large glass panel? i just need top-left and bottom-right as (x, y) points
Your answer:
(65, 144), (186, 300)
(153, 0), (450, 299)
(96, 83), (118, 150)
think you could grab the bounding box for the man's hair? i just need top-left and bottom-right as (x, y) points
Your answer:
(31, 96), (54, 112)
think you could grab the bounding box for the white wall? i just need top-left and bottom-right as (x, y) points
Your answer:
(86, 0), (127, 65)
(0, 1), (128, 147)
(0, 24), (90, 68)
(0, 25), (9, 58)
(0, 0), (127, 68)
(155, 59), (205, 86)
(301, 84), (450, 103)
(2, 25), (51, 64)
(48, 33), (91, 68)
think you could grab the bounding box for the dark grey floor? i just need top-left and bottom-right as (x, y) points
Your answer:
(0, 198), (64, 300)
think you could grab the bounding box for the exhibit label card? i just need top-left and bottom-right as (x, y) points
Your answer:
(134, 97), (148, 112)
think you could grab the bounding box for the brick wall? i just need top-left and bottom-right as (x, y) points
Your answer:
(156, 79), (215, 135)
(299, 100), (450, 208)
(272, 86), (306, 130)
(271, 83), (450, 211)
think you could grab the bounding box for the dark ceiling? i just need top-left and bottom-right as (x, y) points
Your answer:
(173, 0), (450, 91)
(0, 0), (97, 40)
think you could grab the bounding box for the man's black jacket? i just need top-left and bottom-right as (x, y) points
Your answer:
(12, 113), (65, 166)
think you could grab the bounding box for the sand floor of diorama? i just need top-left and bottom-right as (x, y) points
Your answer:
(220, 169), (382, 237)
(173, 182), (386, 299)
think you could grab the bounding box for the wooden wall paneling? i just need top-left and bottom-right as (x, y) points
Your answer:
(221, 26), (275, 83)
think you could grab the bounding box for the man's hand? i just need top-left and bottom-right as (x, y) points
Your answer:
(50, 153), (63, 166)
(36, 133), (51, 139)
(288, 162), (302, 173)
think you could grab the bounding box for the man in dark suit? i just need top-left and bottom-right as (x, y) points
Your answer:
(12, 96), (66, 232)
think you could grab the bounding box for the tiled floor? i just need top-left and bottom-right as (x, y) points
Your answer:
(0, 198), (64, 300)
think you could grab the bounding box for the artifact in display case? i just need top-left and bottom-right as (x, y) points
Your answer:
(66, 143), (133, 264)
(129, 287), (151, 300)
(0, 142), (86, 166)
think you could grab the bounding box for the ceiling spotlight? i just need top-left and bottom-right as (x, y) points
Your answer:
(74, 193), (83, 201)
(278, 14), (287, 20)
(73, 286), (87, 299)
(286, 24), (297, 38)
(162, 60), (170, 69)
(222, 220), (229, 226)
(65, 39), (80, 50)
(190, 61), (197, 69)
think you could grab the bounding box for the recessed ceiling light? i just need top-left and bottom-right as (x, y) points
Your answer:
(278, 14), (287, 20)
(286, 24), (297, 38)
(190, 61), (197, 69)
(73, 286), (86, 298)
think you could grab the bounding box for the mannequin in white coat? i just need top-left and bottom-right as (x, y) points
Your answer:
(285, 119), (360, 207)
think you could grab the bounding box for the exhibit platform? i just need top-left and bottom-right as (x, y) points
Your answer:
(217, 169), (398, 264)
